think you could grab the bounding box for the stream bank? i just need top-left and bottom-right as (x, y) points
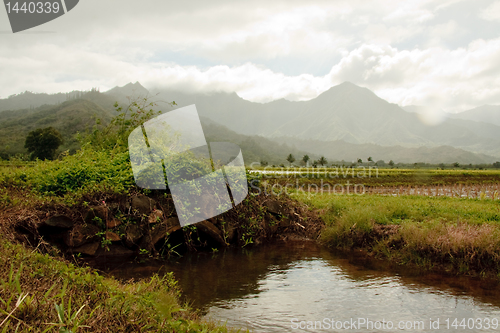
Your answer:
(6, 191), (324, 264)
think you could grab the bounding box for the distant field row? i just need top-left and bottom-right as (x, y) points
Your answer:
(2, 162), (500, 187)
(251, 167), (500, 186)
(250, 166), (500, 176)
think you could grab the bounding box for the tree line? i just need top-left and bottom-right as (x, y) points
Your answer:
(16, 127), (500, 171)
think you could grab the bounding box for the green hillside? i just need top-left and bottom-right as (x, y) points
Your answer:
(201, 118), (315, 166)
(0, 99), (111, 158)
(0, 92), (312, 166)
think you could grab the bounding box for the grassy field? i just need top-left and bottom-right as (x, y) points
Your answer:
(293, 192), (500, 277)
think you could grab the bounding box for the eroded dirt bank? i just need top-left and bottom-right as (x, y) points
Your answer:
(2, 192), (324, 265)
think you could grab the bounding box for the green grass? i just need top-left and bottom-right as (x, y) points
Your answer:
(293, 192), (500, 276)
(0, 240), (243, 332)
(294, 192), (500, 225)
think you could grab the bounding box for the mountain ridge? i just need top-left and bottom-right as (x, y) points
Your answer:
(1, 82), (500, 164)
(151, 83), (500, 157)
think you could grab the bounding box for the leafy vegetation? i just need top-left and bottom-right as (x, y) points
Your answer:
(3, 84), (500, 333)
(81, 98), (175, 152)
(0, 97), (176, 204)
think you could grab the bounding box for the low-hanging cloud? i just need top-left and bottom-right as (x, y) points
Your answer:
(0, 0), (499, 113)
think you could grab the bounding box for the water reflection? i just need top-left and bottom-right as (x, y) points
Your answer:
(98, 241), (500, 332)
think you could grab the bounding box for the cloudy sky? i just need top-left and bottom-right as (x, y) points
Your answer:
(1, 0), (500, 112)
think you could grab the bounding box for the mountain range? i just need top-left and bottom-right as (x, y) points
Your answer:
(1, 81), (500, 164)
(151, 82), (500, 159)
(450, 105), (500, 127)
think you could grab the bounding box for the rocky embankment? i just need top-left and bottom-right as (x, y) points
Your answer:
(10, 192), (324, 261)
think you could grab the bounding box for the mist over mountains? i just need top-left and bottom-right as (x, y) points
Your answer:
(450, 105), (500, 127)
(153, 82), (500, 159)
(1, 81), (500, 164)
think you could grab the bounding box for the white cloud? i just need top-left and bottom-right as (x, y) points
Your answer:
(383, 6), (434, 23)
(425, 20), (461, 47)
(2, 36), (500, 112)
(0, 0), (500, 113)
(147, 63), (329, 102)
(195, 7), (347, 62)
(324, 38), (500, 111)
(363, 24), (422, 46)
(479, 1), (500, 21)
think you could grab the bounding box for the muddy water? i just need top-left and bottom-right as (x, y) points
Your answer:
(98, 241), (500, 332)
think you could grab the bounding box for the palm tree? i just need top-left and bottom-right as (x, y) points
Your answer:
(318, 156), (327, 166)
(302, 154), (310, 166)
(286, 153), (295, 166)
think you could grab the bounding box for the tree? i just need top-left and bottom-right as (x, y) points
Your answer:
(81, 97), (176, 151)
(388, 160), (395, 167)
(357, 158), (362, 164)
(24, 127), (63, 160)
(302, 154), (310, 166)
(367, 157), (373, 162)
(318, 156), (327, 166)
(286, 153), (296, 166)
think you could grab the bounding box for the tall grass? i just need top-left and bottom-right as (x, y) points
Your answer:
(294, 193), (500, 276)
(0, 240), (242, 332)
